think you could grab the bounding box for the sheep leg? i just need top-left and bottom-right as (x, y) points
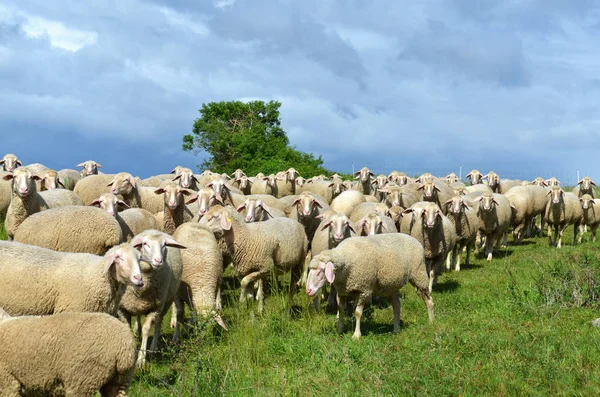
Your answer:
(592, 225), (598, 242)
(557, 227), (564, 248)
(215, 285), (223, 310)
(239, 271), (262, 305)
(390, 293), (401, 333)
(327, 285), (338, 313)
(352, 300), (366, 340)
(289, 263), (302, 306)
(137, 313), (157, 368)
(255, 278), (265, 314)
(336, 295), (346, 334)
(169, 302), (177, 329)
(578, 224), (585, 244)
(574, 222), (581, 246)
(172, 299), (185, 344)
(416, 286), (435, 323)
(548, 225), (554, 246)
(149, 313), (164, 356)
(539, 216), (545, 237)
(449, 245), (457, 271)
(485, 234), (494, 261)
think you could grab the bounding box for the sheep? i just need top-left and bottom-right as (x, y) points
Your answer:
(140, 174), (173, 187)
(199, 205), (308, 313)
(464, 184), (493, 195)
(23, 163), (50, 178)
(305, 233), (434, 339)
(37, 169), (66, 191)
(153, 181), (195, 234)
(355, 212), (397, 236)
(119, 230), (185, 367)
(418, 177), (455, 211)
(73, 173), (115, 205)
(78, 159), (103, 177)
(250, 174), (278, 196)
(274, 167), (300, 197)
(414, 173), (433, 183)
(472, 192), (513, 260)
(0, 154), (21, 172)
(399, 201), (457, 291)
(0, 311), (136, 396)
(443, 195), (479, 271)
(544, 186), (583, 248)
(579, 194), (600, 243)
(57, 168), (81, 190)
(465, 169), (484, 185)
(171, 223), (224, 342)
(204, 174), (239, 204)
(287, 191), (331, 242)
(330, 190), (367, 217)
(483, 171), (501, 193)
(186, 187), (225, 221)
(0, 173), (11, 220)
(573, 176), (597, 199)
(3, 168), (84, 239)
(109, 172), (165, 214)
(353, 167), (375, 195)
(349, 202), (391, 224)
(530, 177), (548, 187)
(499, 179), (521, 194)
(302, 179), (345, 203)
(545, 177), (561, 187)
(503, 186), (549, 240)
(372, 174), (389, 201)
(0, 241), (144, 316)
(235, 175), (253, 194)
(91, 193), (159, 242)
(378, 183), (420, 208)
(237, 197), (287, 222)
(388, 171), (409, 186)
(449, 182), (467, 195)
(445, 173), (460, 184)
(171, 167), (200, 190)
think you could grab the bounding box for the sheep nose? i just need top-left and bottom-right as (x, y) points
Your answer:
(304, 210), (311, 216)
(109, 211), (115, 216)
(199, 209), (206, 214)
(153, 258), (163, 266)
(168, 201), (176, 208)
(110, 188), (117, 194)
(246, 216), (253, 222)
(19, 187), (27, 193)
(335, 233), (342, 240)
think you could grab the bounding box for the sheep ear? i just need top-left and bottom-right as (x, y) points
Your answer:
(181, 188), (194, 196)
(2, 174), (13, 181)
(592, 180), (597, 186)
(314, 200), (324, 209)
(170, 168), (179, 174)
(492, 198), (499, 205)
(154, 188), (166, 195)
(220, 213), (232, 230)
(417, 185), (424, 191)
(172, 174), (182, 181)
(213, 194), (224, 205)
(107, 178), (115, 187)
(434, 185), (441, 192)
(443, 198), (453, 207)
(76, 162), (85, 167)
(462, 202), (470, 210)
(130, 236), (144, 249)
(103, 253), (118, 273)
(186, 193), (199, 204)
(90, 198), (102, 207)
(165, 238), (187, 250)
(128, 176), (136, 188)
(236, 203), (246, 213)
(96, 163), (104, 169)
(117, 199), (130, 209)
(347, 223), (357, 234)
(466, 173), (472, 179)
(546, 190), (552, 196)
(320, 219), (333, 231)
(291, 198), (302, 207)
(31, 175), (42, 181)
(328, 182), (335, 187)
(324, 261), (335, 284)
(57, 179), (66, 188)
(261, 203), (275, 218)
(191, 175), (200, 183)
(578, 180), (583, 185)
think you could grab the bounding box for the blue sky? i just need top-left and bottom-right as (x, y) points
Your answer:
(1, 0), (598, 183)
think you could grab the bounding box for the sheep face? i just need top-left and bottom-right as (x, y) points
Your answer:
(292, 193), (323, 219)
(305, 259), (330, 297)
(418, 179), (440, 199)
(328, 179), (346, 198)
(3, 168), (40, 198)
(285, 168), (299, 183)
(109, 173), (136, 196)
(186, 188), (223, 219)
(579, 177), (596, 191)
(154, 182), (193, 210)
(77, 160), (102, 176)
(466, 170), (483, 185)
(105, 244), (144, 289)
(478, 193), (498, 212)
(546, 177), (560, 187)
(295, 177), (306, 188)
(237, 199), (273, 223)
(446, 196), (469, 215)
(421, 203), (442, 229)
(201, 206), (233, 236)
(236, 176), (250, 190)
(486, 172), (500, 190)
(445, 173), (459, 184)
(91, 193), (128, 216)
(357, 213), (385, 236)
(41, 171), (65, 190)
(531, 177), (547, 187)
(380, 185), (401, 207)
(0, 154), (22, 172)
(548, 187), (564, 205)
(580, 194), (594, 210)
(321, 213), (354, 243)
(354, 167), (374, 184)
(207, 177), (230, 199)
(231, 168), (245, 180)
(131, 232), (186, 268)
(173, 168), (198, 189)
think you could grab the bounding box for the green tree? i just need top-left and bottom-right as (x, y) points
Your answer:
(183, 100), (330, 177)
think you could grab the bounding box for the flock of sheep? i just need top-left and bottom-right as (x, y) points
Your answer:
(0, 152), (597, 396)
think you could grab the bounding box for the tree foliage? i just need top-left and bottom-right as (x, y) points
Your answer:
(183, 100), (330, 176)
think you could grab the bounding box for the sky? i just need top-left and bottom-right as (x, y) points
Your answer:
(1, 0), (599, 183)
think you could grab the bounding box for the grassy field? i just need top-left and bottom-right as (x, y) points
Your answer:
(2, 221), (600, 395)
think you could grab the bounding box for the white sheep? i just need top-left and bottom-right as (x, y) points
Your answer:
(579, 194), (600, 243)
(287, 191), (331, 242)
(3, 168), (84, 239)
(378, 183), (420, 209)
(57, 168), (81, 190)
(119, 230), (186, 367)
(472, 192), (513, 260)
(0, 153), (22, 172)
(483, 171), (501, 193)
(153, 181), (195, 234)
(0, 311), (136, 396)
(0, 241), (144, 316)
(38, 169), (66, 191)
(187, 187), (225, 221)
(14, 206), (123, 255)
(503, 186), (549, 241)
(109, 172), (165, 214)
(302, 179), (346, 203)
(330, 190), (367, 217)
(573, 176), (596, 199)
(73, 174), (115, 205)
(274, 167), (300, 197)
(353, 167), (375, 195)
(418, 177), (456, 211)
(443, 195), (479, 271)
(236, 197), (287, 222)
(465, 169), (484, 185)
(545, 186), (582, 248)
(77, 159), (103, 177)
(355, 212), (397, 236)
(305, 233), (434, 339)
(199, 205), (308, 313)
(349, 202), (391, 224)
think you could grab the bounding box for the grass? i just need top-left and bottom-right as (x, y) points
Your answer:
(3, 221), (600, 395)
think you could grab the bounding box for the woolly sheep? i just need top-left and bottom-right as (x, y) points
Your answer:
(355, 212), (397, 236)
(0, 312), (136, 396)
(0, 173), (10, 220)
(204, 174), (240, 204)
(78, 159), (103, 176)
(499, 179), (521, 194)
(23, 163), (50, 177)
(109, 172), (164, 214)
(472, 192), (513, 260)
(530, 177), (548, 187)
(503, 186), (549, 240)
(544, 186), (582, 248)
(578, 194), (600, 243)
(305, 234), (434, 339)
(236, 197), (287, 222)
(153, 181), (195, 234)
(3, 168), (84, 239)
(91, 193), (159, 242)
(287, 191), (331, 242)
(573, 176), (596, 199)
(172, 167), (200, 190)
(0, 154), (21, 172)
(274, 167), (300, 197)
(302, 179), (345, 203)
(400, 201), (457, 291)
(443, 195), (479, 271)
(199, 205), (308, 313)
(464, 184), (493, 195)
(483, 171), (501, 193)
(249, 174), (278, 196)
(119, 230), (186, 367)
(465, 169), (484, 185)
(418, 177), (455, 211)
(545, 177), (561, 187)
(388, 171), (409, 186)
(73, 174), (115, 205)
(140, 174), (173, 187)
(353, 167), (375, 195)
(378, 183), (420, 209)
(57, 168), (81, 190)
(372, 174), (389, 201)
(0, 241), (144, 316)
(171, 223), (224, 342)
(14, 206), (123, 255)
(38, 169), (66, 191)
(349, 202), (391, 224)
(445, 173), (460, 184)
(235, 175), (253, 194)
(330, 190), (367, 217)
(187, 187), (225, 221)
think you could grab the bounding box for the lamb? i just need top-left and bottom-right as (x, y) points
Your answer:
(330, 190), (367, 217)
(483, 171), (501, 193)
(400, 201), (457, 291)
(305, 233), (434, 339)
(579, 194), (600, 243)
(353, 167), (375, 195)
(109, 172), (165, 214)
(78, 159), (103, 176)
(472, 192), (513, 260)
(503, 186), (549, 240)
(544, 186), (583, 248)
(0, 241), (144, 316)
(171, 223), (224, 342)
(153, 181), (195, 234)
(57, 168), (81, 190)
(199, 205), (308, 313)
(0, 311), (136, 396)
(465, 169), (484, 185)
(355, 212), (397, 236)
(237, 197), (287, 222)
(14, 206), (123, 255)
(73, 174), (116, 205)
(3, 168), (84, 239)
(443, 195), (479, 271)
(0, 154), (21, 172)
(119, 230), (185, 367)
(573, 176), (596, 198)
(91, 193), (159, 242)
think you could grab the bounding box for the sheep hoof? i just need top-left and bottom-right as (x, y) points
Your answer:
(486, 253), (492, 261)
(352, 332), (361, 340)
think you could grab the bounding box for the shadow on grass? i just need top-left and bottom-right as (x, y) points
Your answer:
(458, 262), (483, 271)
(508, 240), (538, 246)
(434, 279), (460, 293)
(476, 249), (514, 260)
